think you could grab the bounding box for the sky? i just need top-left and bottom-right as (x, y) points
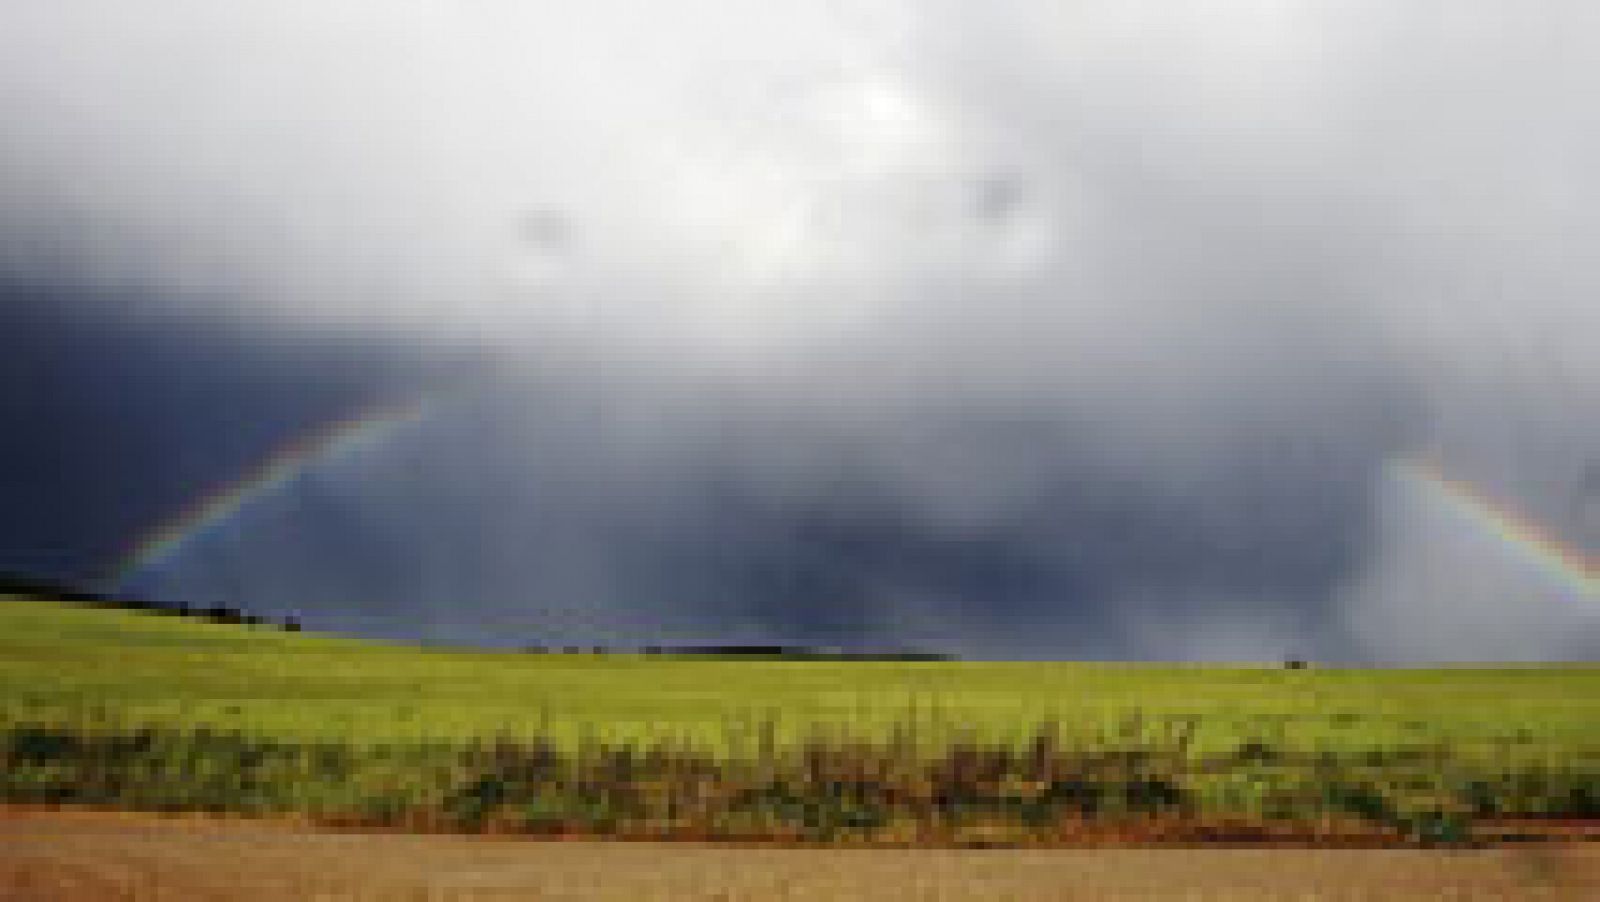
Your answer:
(1, 1), (1596, 661)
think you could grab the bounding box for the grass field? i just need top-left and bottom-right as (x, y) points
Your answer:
(4, 594), (1598, 845)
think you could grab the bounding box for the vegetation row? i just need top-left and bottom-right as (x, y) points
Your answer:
(5, 718), (1596, 847)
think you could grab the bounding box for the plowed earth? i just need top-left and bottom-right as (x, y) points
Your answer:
(2, 807), (1598, 900)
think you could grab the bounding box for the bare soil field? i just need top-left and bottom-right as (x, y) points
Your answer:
(2, 808), (1598, 900)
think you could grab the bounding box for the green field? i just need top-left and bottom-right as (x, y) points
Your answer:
(4, 595), (1597, 753)
(3, 595), (1598, 844)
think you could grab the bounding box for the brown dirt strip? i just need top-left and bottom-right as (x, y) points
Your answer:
(1, 807), (1598, 900)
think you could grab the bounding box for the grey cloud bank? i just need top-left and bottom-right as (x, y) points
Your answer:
(1, 2), (1595, 660)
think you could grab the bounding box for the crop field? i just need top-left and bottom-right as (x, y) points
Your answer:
(3, 594), (1598, 846)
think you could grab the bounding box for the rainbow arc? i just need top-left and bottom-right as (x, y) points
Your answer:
(1391, 457), (1597, 600)
(118, 411), (1598, 606)
(116, 397), (433, 584)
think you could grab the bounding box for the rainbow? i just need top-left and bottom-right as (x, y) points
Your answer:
(115, 396), (434, 585)
(1391, 457), (1597, 600)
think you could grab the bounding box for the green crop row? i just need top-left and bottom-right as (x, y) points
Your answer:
(5, 719), (1597, 846)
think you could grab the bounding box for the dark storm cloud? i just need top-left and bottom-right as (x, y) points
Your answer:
(0, 278), (451, 584)
(2, 2), (1595, 659)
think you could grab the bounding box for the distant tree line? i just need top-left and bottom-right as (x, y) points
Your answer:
(0, 572), (301, 632)
(521, 644), (957, 661)
(2, 572), (972, 657)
